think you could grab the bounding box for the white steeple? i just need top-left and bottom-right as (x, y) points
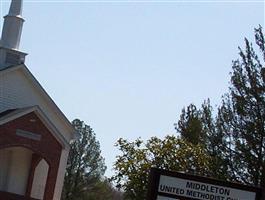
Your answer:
(9, 0), (23, 16)
(0, 0), (26, 68)
(1, 0), (24, 50)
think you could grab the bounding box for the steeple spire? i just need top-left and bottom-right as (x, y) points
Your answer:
(1, 0), (24, 50)
(9, 0), (23, 16)
(0, 0), (26, 68)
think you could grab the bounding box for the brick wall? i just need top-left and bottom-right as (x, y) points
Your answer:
(0, 112), (63, 200)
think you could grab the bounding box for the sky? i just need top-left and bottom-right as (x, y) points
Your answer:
(0, 0), (264, 177)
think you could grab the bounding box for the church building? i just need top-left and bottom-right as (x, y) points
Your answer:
(0, 0), (76, 199)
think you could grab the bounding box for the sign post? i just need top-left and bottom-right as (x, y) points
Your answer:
(147, 168), (262, 200)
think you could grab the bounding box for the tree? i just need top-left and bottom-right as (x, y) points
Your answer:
(112, 135), (210, 200)
(201, 100), (230, 180)
(82, 179), (123, 200)
(112, 25), (265, 200)
(176, 103), (205, 145)
(217, 25), (265, 187)
(62, 119), (107, 200)
(175, 100), (230, 180)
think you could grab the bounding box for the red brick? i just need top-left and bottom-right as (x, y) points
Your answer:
(0, 112), (63, 200)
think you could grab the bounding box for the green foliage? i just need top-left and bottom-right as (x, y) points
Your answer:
(175, 26), (265, 186)
(62, 119), (107, 200)
(112, 136), (210, 200)
(176, 101), (230, 181)
(176, 104), (205, 145)
(217, 25), (265, 186)
(83, 179), (123, 200)
(112, 26), (265, 200)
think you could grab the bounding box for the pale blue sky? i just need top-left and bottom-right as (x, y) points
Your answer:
(1, 0), (264, 177)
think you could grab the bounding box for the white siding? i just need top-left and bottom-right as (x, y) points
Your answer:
(0, 66), (73, 199)
(0, 67), (72, 142)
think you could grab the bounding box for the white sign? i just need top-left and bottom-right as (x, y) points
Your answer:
(157, 195), (179, 200)
(158, 175), (257, 200)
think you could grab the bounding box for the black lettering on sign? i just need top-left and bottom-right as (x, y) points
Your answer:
(159, 184), (185, 195)
(186, 181), (230, 196)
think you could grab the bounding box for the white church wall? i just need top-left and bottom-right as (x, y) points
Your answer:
(0, 68), (72, 199)
(30, 159), (49, 200)
(7, 147), (32, 195)
(0, 1), (74, 199)
(0, 67), (72, 142)
(0, 68), (36, 111)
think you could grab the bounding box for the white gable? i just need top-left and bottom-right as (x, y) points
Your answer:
(0, 64), (75, 144)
